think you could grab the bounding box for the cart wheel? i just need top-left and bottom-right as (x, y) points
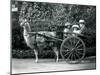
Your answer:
(60, 36), (86, 64)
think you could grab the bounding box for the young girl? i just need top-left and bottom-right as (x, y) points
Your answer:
(63, 22), (72, 38)
(72, 19), (86, 36)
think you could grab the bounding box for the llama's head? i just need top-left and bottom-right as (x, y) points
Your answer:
(20, 18), (31, 32)
(20, 19), (28, 27)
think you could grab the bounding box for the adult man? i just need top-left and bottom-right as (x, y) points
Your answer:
(72, 19), (86, 36)
(78, 19), (86, 34)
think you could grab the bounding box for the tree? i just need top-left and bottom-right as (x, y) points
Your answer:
(12, 1), (96, 49)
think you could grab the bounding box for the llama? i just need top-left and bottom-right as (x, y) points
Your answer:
(20, 19), (59, 62)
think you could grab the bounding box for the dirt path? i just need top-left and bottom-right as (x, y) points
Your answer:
(12, 57), (96, 74)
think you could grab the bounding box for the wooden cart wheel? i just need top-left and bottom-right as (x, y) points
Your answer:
(60, 36), (86, 64)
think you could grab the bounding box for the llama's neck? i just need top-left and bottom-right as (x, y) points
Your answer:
(23, 22), (31, 36)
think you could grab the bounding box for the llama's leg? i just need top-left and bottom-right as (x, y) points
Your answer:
(53, 47), (59, 62)
(34, 49), (38, 63)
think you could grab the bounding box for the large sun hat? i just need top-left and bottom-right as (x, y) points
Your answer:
(72, 24), (80, 29)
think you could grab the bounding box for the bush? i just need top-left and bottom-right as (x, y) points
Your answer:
(12, 49), (58, 58)
(12, 48), (95, 58)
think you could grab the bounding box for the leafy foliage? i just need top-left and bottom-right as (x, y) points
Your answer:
(12, 1), (96, 54)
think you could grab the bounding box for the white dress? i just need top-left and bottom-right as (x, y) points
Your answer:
(63, 28), (70, 37)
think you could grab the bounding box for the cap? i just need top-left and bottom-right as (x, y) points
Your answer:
(79, 19), (85, 23)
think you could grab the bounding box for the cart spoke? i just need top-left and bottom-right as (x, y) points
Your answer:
(64, 51), (70, 57)
(77, 48), (84, 51)
(76, 43), (83, 48)
(73, 53), (76, 61)
(75, 52), (81, 59)
(70, 52), (74, 61)
(76, 50), (83, 55)
(67, 52), (72, 59)
(74, 40), (80, 48)
(69, 38), (79, 49)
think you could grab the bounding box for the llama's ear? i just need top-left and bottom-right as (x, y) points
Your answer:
(20, 22), (23, 27)
(20, 20), (25, 27)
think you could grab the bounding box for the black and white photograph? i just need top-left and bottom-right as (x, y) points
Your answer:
(11, 0), (96, 74)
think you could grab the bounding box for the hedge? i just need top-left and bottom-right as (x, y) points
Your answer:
(12, 47), (96, 58)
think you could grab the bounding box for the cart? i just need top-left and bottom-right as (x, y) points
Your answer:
(23, 20), (86, 64)
(28, 30), (86, 64)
